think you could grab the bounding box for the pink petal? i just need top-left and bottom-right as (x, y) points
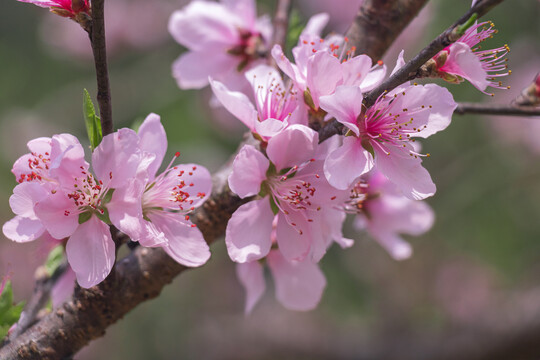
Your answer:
(171, 163), (212, 208)
(138, 113), (167, 180)
(275, 211), (310, 262)
(367, 191), (435, 236)
(271, 45), (303, 89)
(236, 261), (266, 314)
(360, 64), (387, 92)
(49, 133), (88, 187)
(9, 182), (48, 219)
(210, 79), (257, 131)
(108, 178), (145, 242)
(66, 216), (115, 288)
(301, 13), (329, 37)
(266, 125), (318, 171)
(388, 84), (456, 138)
(229, 145), (269, 198)
(34, 191), (79, 239)
(2, 216), (45, 243)
(225, 198), (274, 263)
(173, 51), (237, 89)
(267, 250), (326, 311)
(341, 55), (372, 87)
(255, 118), (287, 139)
(366, 229), (413, 260)
(92, 128), (141, 188)
(441, 42), (489, 91)
(147, 212), (210, 267)
(168, 1), (238, 51)
(319, 85), (363, 136)
(374, 144), (436, 200)
(324, 137), (373, 190)
(306, 51), (342, 108)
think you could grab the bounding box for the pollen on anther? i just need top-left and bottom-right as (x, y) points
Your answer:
(175, 152), (180, 157)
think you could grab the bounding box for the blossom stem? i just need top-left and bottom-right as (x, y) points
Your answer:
(362, 0), (507, 109)
(89, 0), (113, 136)
(454, 103), (540, 117)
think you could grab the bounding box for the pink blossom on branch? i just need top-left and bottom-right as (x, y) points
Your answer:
(168, 0), (272, 90)
(210, 64), (306, 140)
(31, 129), (142, 288)
(319, 83), (456, 199)
(342, 171), (434, 260)
(433, 21), (510, 94)
(2, 134), (88, 243)
(271, 27), (386, 111)
(226, 125), (351, 265)
(16, 0), (90, 19)
(107, 113), (212, 267)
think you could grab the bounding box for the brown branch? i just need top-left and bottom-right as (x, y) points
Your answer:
(0, 162), (249, 359)
(271, 0), (292, 50)
(5, 263), (68, 343)
(455, 103), (540, 117)
(362, 0), (507, 108)
(89, 0), (113, 136)
(345, 0), (429, 62)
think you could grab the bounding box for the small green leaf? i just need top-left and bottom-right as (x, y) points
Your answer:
(269, 197), (279, 215)
(83, 89), (103, 151)
(0, 281), (24, 328)
(45, 245), (65, 277)
(286, 9), (303, 50)
(78, 211), (92, 224)
(101, 189), (115, 206)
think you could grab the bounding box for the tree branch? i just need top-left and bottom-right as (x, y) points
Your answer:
(5, 263), (68, 342)
(362, 0), (507, 108)
(0, 162), (248, 359)
(455, 103), (540, 117)
(345, 0), (429, 62)
(271, 0), (291, 50)
(89, 0), (113, 136)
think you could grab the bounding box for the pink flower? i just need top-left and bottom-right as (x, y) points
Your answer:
(226, 125), (350, 264)
(3, 134), (88, 243)
(32, 129), (142, 288)
(343, 171), (434, 260)
(435, 21), (510, 93)
(168, 0), (272, 90)
(319, 83), (456, 199)
(236, 249), (326, 313)
(210, 64), (306, 140)
(17, 0), (90, 18)
(107, 113), (212, 267)
(272, 23), (386, 111)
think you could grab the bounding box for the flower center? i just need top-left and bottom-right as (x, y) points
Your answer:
(17, 151), (52, 183)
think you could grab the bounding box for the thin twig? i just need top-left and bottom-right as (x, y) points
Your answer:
(362, 0), (506, 108)
(318, 0), (508, 142)
(455, 103), (540, 117)
(89, 0), (113, 136)
(271, 0), (292, 50)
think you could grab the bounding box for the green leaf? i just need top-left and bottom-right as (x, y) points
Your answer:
(286, 9), (303, 50)
(45, 245), (65, 277)
(83, 89), (103, 151)
(78, 211), (92, 224)
(0, 282), (24, 328)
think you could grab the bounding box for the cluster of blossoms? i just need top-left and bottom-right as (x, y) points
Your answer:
(3, 114), (212, 288)
(9, 0), (511, 313)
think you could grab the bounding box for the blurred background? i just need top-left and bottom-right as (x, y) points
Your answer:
(1, 0), (540, 359)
